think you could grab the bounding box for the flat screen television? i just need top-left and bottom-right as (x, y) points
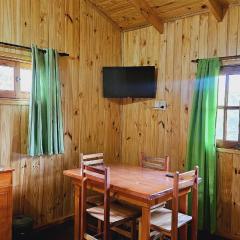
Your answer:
(103, 66), (156, 98)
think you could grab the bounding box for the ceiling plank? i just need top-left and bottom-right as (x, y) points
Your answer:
(206, 0), (228, 22)
(130, 0), (164, 33)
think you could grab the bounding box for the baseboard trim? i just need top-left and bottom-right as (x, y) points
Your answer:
(33, 214), (74, 232)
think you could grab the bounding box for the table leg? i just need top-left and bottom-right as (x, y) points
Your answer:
(74, 185), (81, 240)
(179, 194), (188, 240)
(141, 207), (151, 240)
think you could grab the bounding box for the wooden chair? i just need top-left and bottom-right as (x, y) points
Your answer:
(80, 153), (104, 206)
(140, 152), (170, 172)
(140, 152), (170, 211)
(81, 165), (140, 240)
(150, 166), (199, 240)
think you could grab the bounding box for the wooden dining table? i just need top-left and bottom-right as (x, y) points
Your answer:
(63, 164), (195, 240)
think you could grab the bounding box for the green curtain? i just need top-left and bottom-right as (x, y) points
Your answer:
(186, 58), (220, 234)
(28, 45), (64, 156)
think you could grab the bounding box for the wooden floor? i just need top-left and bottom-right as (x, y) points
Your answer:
(28, 220), (125, 240)
(26, 220), (228, 240)
(29, 221), (74, 240)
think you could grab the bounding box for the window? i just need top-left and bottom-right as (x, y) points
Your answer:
(0, 59), (32, 99)
(216, 65), (240, 149)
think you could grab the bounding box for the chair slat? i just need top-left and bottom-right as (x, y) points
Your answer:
(83, 159), (104, 166)
(143, 161), (165, 171)
(140, 152), (170, 171)
(178, 170), (196, 190)
(82, 153), (103, 160)
(179, 170), (195, 179)
(85, 165), (105, 175)
(84, 233), (98, 240)
(144, 157), (166, 162)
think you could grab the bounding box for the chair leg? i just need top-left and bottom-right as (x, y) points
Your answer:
(131, 220), (137, 240)
(109, 230), (112, 240)
(138, 219), (142, 240)
(97, 220), (102, 234)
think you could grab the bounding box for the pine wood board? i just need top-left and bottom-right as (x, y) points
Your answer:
(0, 0), (121, 228)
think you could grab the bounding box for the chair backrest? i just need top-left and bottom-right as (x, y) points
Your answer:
(80, 153), (104, 168)
(171, 166), (199, 239)
(81, 164), (110, 240)
(140, 152), (170, 171)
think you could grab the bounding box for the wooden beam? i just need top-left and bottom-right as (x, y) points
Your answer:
(206, 0), (228, 22)
(130, 0), (164, 34)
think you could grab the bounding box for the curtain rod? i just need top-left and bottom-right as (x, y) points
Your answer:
(192, 55), (240, 63)
(0, 41), (69, 57)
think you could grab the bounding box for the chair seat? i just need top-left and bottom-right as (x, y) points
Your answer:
(87, 202), (140, 224)
(151, 208), (192, 232)
(151, 202), (166, 212)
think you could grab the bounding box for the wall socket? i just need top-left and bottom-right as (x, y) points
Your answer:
(153, 100), (167, 110)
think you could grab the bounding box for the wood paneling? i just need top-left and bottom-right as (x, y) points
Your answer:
(0, 0), (121, 227)
(217, 150), (240, 239)
(0, 1), (240, 239)
(121, 5), (240, 239)
(121, 23), (194, 170)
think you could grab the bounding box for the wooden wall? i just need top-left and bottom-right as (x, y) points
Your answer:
(218, 150), (240, 239)
(0, 0), (239, 238)
(0, 0), (121, 227)
(121, 5), (240, 239)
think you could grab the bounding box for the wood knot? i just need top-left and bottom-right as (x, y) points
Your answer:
(74, 110), (79, 115)
(159, 121), (165, 129)
(65, 13), (73, 23)
(65, 131), (72, 140)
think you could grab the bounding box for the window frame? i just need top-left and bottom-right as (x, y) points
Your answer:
(216, 65), (240, 149)
(0, 58), (31, 99)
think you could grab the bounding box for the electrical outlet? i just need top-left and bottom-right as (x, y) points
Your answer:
(153, 100), (167, 110)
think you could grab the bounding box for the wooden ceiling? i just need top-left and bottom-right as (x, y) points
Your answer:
(89, 0), (240, 32)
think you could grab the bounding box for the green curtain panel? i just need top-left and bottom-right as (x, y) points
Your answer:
(186, 58), (220, 234)
(28, 45), (64, 156)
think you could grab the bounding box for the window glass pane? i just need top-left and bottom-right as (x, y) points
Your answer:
(0, 65), (14, 90)
(20, 68), (32, 92)
(218, 74), (226, 106)
(228, 74), (240, 106)
(226, 110), (239, 141)
(216, 109), (224, 140)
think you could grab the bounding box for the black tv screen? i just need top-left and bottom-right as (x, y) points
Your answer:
(103, 66), (156, 98)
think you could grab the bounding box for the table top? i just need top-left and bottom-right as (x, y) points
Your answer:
(64, 164), (195, 201)
(0, 166), (14, 173)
